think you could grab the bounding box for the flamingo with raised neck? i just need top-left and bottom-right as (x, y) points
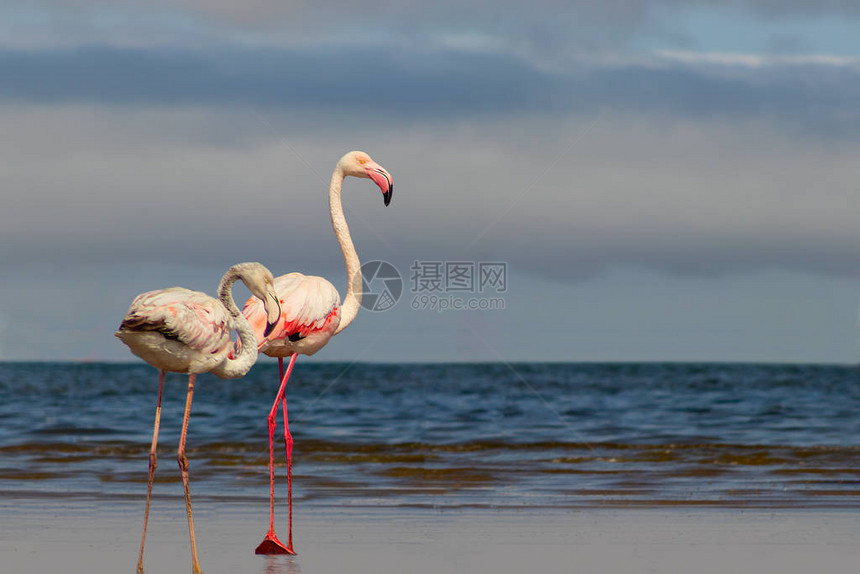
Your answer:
(242, 151), (394, 555)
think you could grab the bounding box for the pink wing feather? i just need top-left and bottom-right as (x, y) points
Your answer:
(243, 273), (340, 348)
(120, 287), (234, 356)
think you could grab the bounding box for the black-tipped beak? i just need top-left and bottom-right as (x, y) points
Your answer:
(383, 181), (393, 207)
(264, 320), (277, 337)
(263, 292), (280, 337)
(366, 164), (393, 206)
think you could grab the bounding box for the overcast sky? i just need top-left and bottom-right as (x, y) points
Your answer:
(1, 1), (859, 363)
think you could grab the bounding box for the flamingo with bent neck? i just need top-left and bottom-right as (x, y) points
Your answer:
(116, 262), (281, 574)
(242, 151), (394, 555)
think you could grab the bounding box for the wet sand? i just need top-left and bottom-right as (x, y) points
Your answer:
(2, 496), (859, 574)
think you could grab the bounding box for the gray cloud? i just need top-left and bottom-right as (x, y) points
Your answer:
(4, 3), (860, 364)
(2, 45), (860, 141)
(2, 104), (859, 281)
(21, 1), (860, 35)
(6, 1), (860, 56)
(0, 46), (546, 113)
(147, 0), (860, 23)
(2, 82), (858, 363)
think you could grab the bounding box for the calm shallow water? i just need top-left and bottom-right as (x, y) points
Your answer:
(1, 362), (859, 509)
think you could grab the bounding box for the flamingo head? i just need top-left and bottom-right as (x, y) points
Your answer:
(237, 263), (281, 337)
(338, 150), (394, 206)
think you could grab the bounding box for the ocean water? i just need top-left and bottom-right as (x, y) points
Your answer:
(1, 362), (859, 509)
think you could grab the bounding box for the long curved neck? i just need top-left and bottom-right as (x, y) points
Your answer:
(330, 167), (362, 335)
(212, 267), (259, 379)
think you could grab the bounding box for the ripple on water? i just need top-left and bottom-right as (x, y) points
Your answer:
(1, 362), (859, 509)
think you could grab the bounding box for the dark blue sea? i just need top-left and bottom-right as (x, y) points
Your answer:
(2, 362), (859, 509)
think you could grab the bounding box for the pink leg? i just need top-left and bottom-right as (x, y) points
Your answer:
(255, 354), (297, 555)
(137, 370), (166, 574)
(279, 356), (284, 384)
(282, 383), (294, 551)
(177, 374), (202, 574)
